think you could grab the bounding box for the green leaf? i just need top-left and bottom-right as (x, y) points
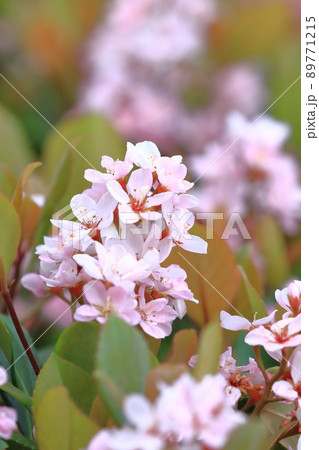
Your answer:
(167, 329), (198, 365)
(237, 266), (267, 319)
(253, 216), (290, 289)
(34, 386), (99, 450)
(42, 113), (125, 209)
(0, 163), (16, 199)
(96, 316), (151, 424)
(0, 104), (35, 176)
(7, 432), (37, 450)
(224, 420), (270, 450)
(0, 439), (8, 449)
(0, 381), (32, 410)
(32, 149), (72, 251)
(261, 402), (294, 437)
(0, 193), (21, 277)
(0, 314), (36, 438)
(194, 319), (222, 379)
(55, 322), (100, 375)
(0, 318), (12, 362)
(12, 162), (42, 211)
(33, 353), (97, 415)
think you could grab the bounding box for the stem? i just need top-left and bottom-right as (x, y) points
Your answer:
(250, 352), (289, 418)
(253, 346), (269, 382)
(1, 286), (40, 375)
(9, 244), (26, 300)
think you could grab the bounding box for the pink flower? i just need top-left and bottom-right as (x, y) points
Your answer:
(151, 264), (196, 318)
(137, 285), (178, 339)
(156, 373), (245, 448)
(244, 314), (301, 353)
(218, 347), (265, 405)
(125, 141), (160, 171)
(85, 155), (132, 184)
(73, 242), (151, 292)
(162, 204), (207, 254)
(220, 309), (277, 331)
(272, 346), (301, 403)
(154, 155), (193, 193)
(51, 192), (117, 251)
(107, 168), (172, 223)
(21, 273), (47, 298)
(74, 280), (140, 325)
(87, 371), (244, 449)
(275, 280), (301, 318)
(0, 407), (17, 440)
(87, 428), (163, 450)
(0, 367), (8, 386)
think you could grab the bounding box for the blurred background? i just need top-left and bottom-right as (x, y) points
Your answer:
(0, 0), (300, 364)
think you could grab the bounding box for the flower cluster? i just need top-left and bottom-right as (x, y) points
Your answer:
(218, 347), (266, 405)
(191, 112), (301, 235)
(220, 280), (301, 442)
(78, 0), (265, 153)
(87, 373), (245, 450)
(220, 280), (301, 359)
(0, 367), (18, 441)
(22, 141), (207, 338)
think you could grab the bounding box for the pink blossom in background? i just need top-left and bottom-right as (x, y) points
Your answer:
(40, 296), (73, 328)
(87, 372), (245, 449)
(78, 0), (266, 153)
(0, 407), (17, 440)
(191, 112), (301, 236)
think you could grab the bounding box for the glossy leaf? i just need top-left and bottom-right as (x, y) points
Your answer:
(32, 149), (72, 251)
(194, 319), (222, 380)
(34, 386), (99, 450)
(20, 197), (41, 242)
(12, 161), (42, 211)
(0, 318), (12, 362)
(253, 216), (290, 289)
(42, 113), (125, 209)
(0, 104), (35, 176)
(33, 353), (97, 414)
(0, 314), (36, 438)
(224, 420), (270, 450)
(166, 329), (198, 365)
(7, 432), (37, 450)
(96, 316), (150, 423)
(261, 402), (297, 449)
(55, 321), (100, 375)
(0, 193), (21, 277)
(237, 266), (267, 318)
(0, 163), (16, 199)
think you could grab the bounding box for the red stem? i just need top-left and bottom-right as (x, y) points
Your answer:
(1, 286), (40, 375)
